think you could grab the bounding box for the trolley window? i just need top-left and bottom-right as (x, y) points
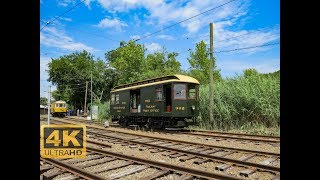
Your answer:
(174, 84), (186, 100)
(188, 84), (196, 99)
(115, 94), (119, 104)
(111, 94), (115, 105)
(155, 87), (162, 101)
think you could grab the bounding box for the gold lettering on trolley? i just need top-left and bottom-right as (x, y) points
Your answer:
(143, 109), (159, 113)
(144, 99), (151, 103)
(175, 106), (185, 111)
(146, 105), (156, 109)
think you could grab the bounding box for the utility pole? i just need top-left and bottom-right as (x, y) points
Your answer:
(47, 85), (51, 125)
(84, 81), (88, 116)
(90, 72), (93, 121)
(209, 23), (215, 126)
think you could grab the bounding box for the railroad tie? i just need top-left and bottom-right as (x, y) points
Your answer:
(162, 151), (178, 156)
(179, 174), (194, 180)
(239, 168), (257, 177)
(217, 151), (234, 157)
(215, 153), (256, 171)
(201, 149), (222, 155)
(91, 161), (134, 174)
(55, 174), (79, 180)
(179, 155), (196, 162)
(140, 170), (170, 180)
(40, 165), (54, 174)
(238, 154), (256, 161)
(259, 157), (278, 165)
(215, 164), (232, 171)
(66, 155), (104, 164)
(150, 149), (166, 153)
(43, 169), (66, 180)
(193, 158), (211, 165)
(76, 157), (116, 169)
(169, 153), (185, 158)
(108, 165), (148, 179)
(139, 146), (154, 151)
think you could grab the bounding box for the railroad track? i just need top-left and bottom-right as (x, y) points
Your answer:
(48, 118), (280, 179)
(41, 143), (249, 180)
(60, 116), (280, 144)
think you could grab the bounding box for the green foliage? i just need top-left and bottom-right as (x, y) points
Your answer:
(40, 97), (48, 105)
(143, 49), (182, 79)
(96, 101), (111, 122)
(243, 68), (259, 78)
(105, 41), (182, 84)
(48, 50), (117, 110)
(197, 73), (280, 130)
(105, 40), (146, 84)
(187, 41), (221, 84)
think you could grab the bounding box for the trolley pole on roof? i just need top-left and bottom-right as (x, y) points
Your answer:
(209, 23), (215, 126)
(47, 85), (51, 125)
(90, 72), (93, 121)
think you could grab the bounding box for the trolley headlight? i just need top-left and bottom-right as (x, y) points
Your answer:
(191, 105), (195, 110)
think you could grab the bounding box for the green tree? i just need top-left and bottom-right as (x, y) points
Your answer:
(105, 40), (146, 84)
(143, 49), (182, 79)
(48, 50), (117, 110)
(187, 40), (221, 84)
(40, 97), (48, 105)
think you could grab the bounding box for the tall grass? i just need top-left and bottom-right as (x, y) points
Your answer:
(95, 101), (111, 122)
(93, 74), (279, 133)
(197, 74), (280, 131)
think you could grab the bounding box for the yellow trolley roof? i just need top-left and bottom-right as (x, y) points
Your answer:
(52, 100), (66, 104)
(111, 74), (199, 92)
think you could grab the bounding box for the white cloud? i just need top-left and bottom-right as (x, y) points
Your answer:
(145, 43), (162, 53)
(40, 27), (94, 52)
(191, 24), (280, 54)
(40, 56), (58, 97)
(218, 58), (280, 77)
(57, 0), (92, 8)
(94, 0), (249, 34)
(40, 56), (51, 82)
(157, 34), (175, 40)
(133, 14), (141, 27)
(130, 35), (141, 40)
(214, 27), (280, 54)
(58, 0), (74, 7)
(60, 17), (72, 22)
(96, 17), (128, 31)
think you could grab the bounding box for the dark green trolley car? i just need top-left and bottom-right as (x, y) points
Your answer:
(110, 74), (199, 129)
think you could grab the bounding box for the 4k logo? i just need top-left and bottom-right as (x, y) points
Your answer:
(41, 125), (86, 158)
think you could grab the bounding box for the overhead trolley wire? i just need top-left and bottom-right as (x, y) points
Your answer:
(134, 0), (239, 42)
(40, 0), (87, 31)
(214, 42), (280, 53)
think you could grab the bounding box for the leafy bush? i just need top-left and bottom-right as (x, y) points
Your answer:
(95, 101), (111, 122)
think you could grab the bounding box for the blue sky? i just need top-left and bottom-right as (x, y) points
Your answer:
(40, 0), (280, 97)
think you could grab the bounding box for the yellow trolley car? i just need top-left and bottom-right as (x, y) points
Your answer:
(51, 100), (67, 117)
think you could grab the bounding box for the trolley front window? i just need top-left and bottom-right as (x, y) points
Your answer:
(174, 84), (186, 100)
(188, 84), (196, 99)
